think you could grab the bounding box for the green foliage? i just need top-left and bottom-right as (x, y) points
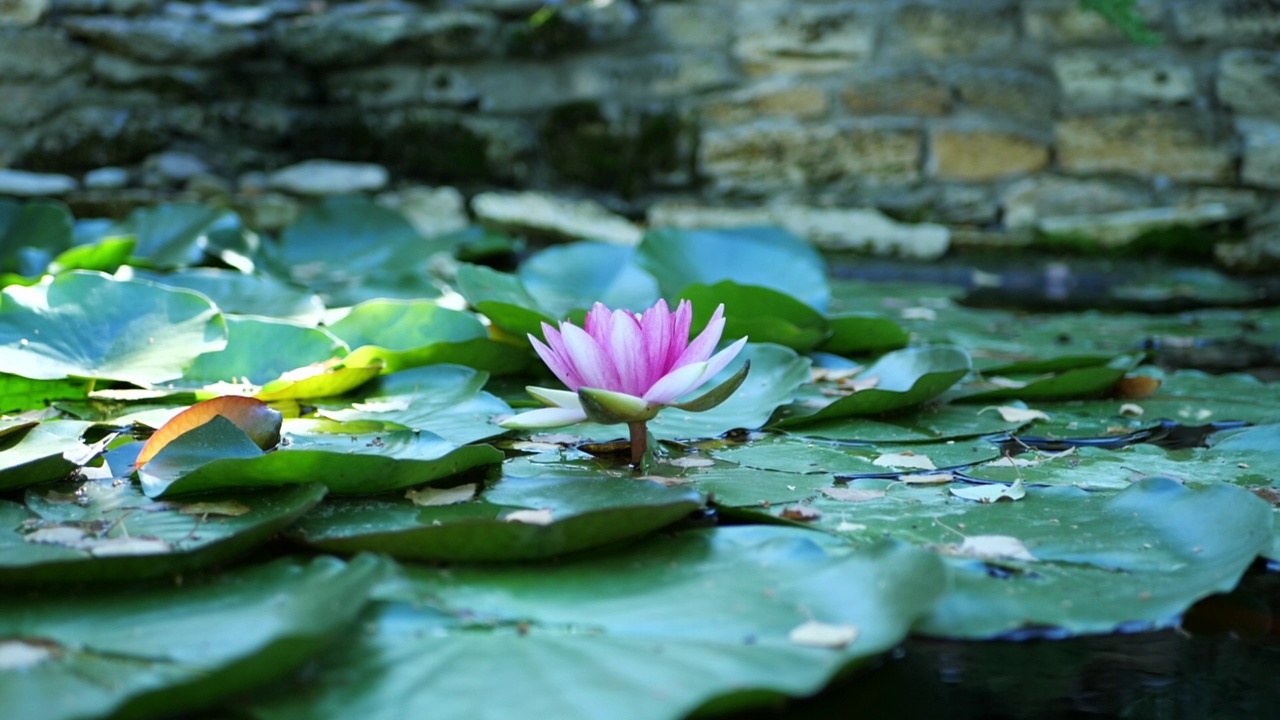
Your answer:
(1080, 0), (1163, 45)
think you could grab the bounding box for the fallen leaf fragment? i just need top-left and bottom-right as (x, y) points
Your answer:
(504, 508), (554, 526)
(1119, 403), (1144, 417)
(178, 500), (251, 517)
(88, 537), (172, 557)
(985, 376), (1028, 389)
(780, 505), (822, 521)
(939, 535), (1036, 562)
(899, 472), (955, 485)
(0, 641), (53, 670)
(819, 487), (886, 503)
(135, 396), (282, 469)
(950, 478), (1026, 503)
(23, 526), (88, 545)
(406, 484), (476, 507)
(662, 456), (715, 469)
(1112, 375), (1161, 399)
(788, 621), (859, 649)
(873, 452), (936, 470)
(980, 406), (1049, 423)
(351, 399), (412, 413)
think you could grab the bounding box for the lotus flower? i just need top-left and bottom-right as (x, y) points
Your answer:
(500, 299), (749, 464)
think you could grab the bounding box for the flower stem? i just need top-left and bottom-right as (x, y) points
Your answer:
(628, 421), (648, 467)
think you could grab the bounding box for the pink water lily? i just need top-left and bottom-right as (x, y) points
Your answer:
(500, 299), (749, 464)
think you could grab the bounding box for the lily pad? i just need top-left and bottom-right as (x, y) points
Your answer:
(0, 198), (73, 277)
(332, 300), (527, 375)
(774, 346), (972, 426)
(184, 316), (347, 387)
(787, 402), (1029, 443)
(955, 354), (1144, 402)
(518, 242), (660, 317)
(638, 226), (830, 311)
(819, 313), (910, 356)
(138, 416), (503, 497)
(250, 527), (945, 720)
(0, 374), (89, 414)
(0, 421), (102, 491)
(111, 203), (233, 269)
(453, 262), (557, 342)
(289, 473), (703, 561)
(0, 271), (227, 386)
(0, 555), (382, 720)
(679, 281), (830, 351)
(713, 435), (1001, 478)
(315, 365), (512, 445)
(0, 482), (326, 585)
(134, 269), (327, 324)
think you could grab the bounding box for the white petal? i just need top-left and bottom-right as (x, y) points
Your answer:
(526, 387), (583, 410)
(498, 407), (588, 430)
(643, 361), (708, 405)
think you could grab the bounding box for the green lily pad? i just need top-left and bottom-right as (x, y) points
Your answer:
(774, 346), (972, 426)
(0, 555), (383, 720)
(138, 416), (503, 497)
(453, 262), (556, 342)
(316, 365), (512, 445)
(638, 226), (830, 311)
(713, 435), (1002, 478)
(134, 269), (327, 324)
(112, 203), (232, 269)
(799, 476), (1271, 638)
(0, 198), (73, 277)
(0, 421), (102, 491)
(289, 473), (703, 561)
(0, 374), (89, 414)
(518, 242), (660, 317)
(250, 527), (945, 720)
(0, 271), (227, 386)
(332, 300), (527, 375)
(787, 402), (1029, 443)
(274, 196), (442, 304)
(955, 354), (1144, 402)
(184, 316), (347, 387)
(255, 359), (383, 401)
(47, 236), (134, 276)
(679, 281), (830, 351)
(0, 482), (327, 585)
(819, 313), (910, 356)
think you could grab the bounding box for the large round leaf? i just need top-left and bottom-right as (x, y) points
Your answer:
(954, 354), (1143, 402)
(0, 271), (227, 385)
(250, 528), (945, 720)
(111, 203), (232, 269)
(797, 477), (1271, 638)
(679, 281), (830, 351)
(819, 312), (910, 356)
(787, 402), (1029, 443)
(518, 242), (660, 317)
(0, 481), (326, 585)
(290, 473), (703, 561)
(134, 268), (327, 324)
(774, 346), (972, 426)
(453, 262), (556, 343)
(316, 365), (512, 445)
(331, 300), (527, 375)
(138, 416), (503, 497)
(0, 421), (100, 491)
(638, 226), (830, 311)
(184, 316), (347, 386)
(0, 555), (382, 720)
(0, 198), (73, 277)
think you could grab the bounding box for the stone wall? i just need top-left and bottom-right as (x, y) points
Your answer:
(2, 0), (1279, 266)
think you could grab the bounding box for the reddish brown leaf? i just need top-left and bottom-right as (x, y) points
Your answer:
(134, 396), (282, 469)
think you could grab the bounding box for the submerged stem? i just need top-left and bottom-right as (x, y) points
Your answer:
(628, 421), (648, 467)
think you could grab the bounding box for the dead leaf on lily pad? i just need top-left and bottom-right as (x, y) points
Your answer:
(88, 537), (172, 557)
(900, 472), (955, 485)
(350, 399), (412, 413)
(1119, 403), (1144, 417)
(406, 484), (476, 507)
(135, 396), (282, 469)
(984, 376), (1028, 389)
(780, 505), (822, 522)
(662, 456), (715, 469)
(873, 452), (936, 471)
(819, 487), (886, 503)
(24, 526), (88, 545)
(938, 535), (1036, 562)
(178, 500), (251, 517)
(980, 406), (1049, 423)
(504, 508), (554, 526)
(950, 478), (1026, 503)
(0, 641), (53, 670)
(1112, 375), (1161, 399)
(788, 620), (859, 649)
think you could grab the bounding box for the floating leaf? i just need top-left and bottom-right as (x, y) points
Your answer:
(678, 281), (830, 351)
(518, 242), (660, 317)
(333, 300), (526, 375)
(135, 396), (282, 469)
(0, 421), (100, 491)
(949, 478), (1027, 503)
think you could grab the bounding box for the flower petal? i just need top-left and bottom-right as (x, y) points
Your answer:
(560, 323), (622, 390)
(583, 302), (614, 343)
(674, 303), (726, 368)
(643, 361), (708, 405)
(608, 310), (647, 395)
(526, 386), (582, 410)
(702, 336), (748, 380)
(639, 299), (673, 388)
(532, 324), (584, 390)
(498, 407), (588, 429)
(667, 299), (694, 369)
(578, 388), (657, 425)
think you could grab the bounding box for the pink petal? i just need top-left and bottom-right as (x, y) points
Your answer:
(667, 299), (694, 368)
(583, 303), (614, 343)
(530, 325), (584, 390)
(608, 310), (647, 395)
(640, 299), (673, 387)
(499, 406), (588, 429)
(702, 336), (748, 379)
(643, 361), (708, 405)
(673, 303), (726, 368)
(560, 323), (622, 390)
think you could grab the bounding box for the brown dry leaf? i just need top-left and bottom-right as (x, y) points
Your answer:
(178, 500), (251, 517)
(1112, 375), (1162, 399)
(873, 451), (936, 470)
(819, 487), (887, 503)
(405, 484), (476, 507)
(980, 406), (1049, 423)
(780, 505), (822, 522)
(788, 620), (859, 649)
(504, 508), (554, 526)
(939, 535), (1036, 562)
(135, 396), (282, 469)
